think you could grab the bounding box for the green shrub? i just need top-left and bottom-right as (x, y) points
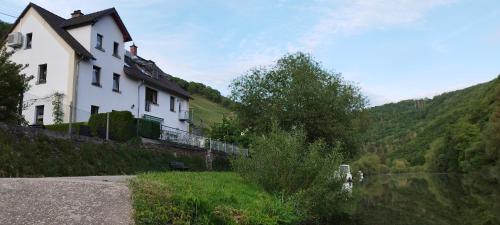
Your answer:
(137, 119), (161, 139)
(353, 152), (389, 175)
(232, 127), (350, 224)
(391, 158), (410, 173)
(176, 154), (207, 171)
(212, 154), (232, 171)
(88, 111), (136, 142)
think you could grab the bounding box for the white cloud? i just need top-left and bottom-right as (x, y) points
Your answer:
(300, 0), (454, 51)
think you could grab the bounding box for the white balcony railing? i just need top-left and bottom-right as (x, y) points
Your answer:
(160, 125), (248, 157)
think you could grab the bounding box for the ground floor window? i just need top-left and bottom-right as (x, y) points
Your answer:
(35, 105), (44, 124)
(90, 105), (99, 115)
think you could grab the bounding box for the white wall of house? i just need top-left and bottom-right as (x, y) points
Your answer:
(138, 84), (189, 132)
(67, 25), (91, 51)
(71, 16), (138, 122)
(6, 8), (75, 125)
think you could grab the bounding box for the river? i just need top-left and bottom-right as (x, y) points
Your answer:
(345, 173), (500, 225)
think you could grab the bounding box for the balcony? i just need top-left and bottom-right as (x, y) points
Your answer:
(179, 110), (191, 122)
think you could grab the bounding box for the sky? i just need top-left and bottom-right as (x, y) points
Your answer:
(1, 0), (499, 106)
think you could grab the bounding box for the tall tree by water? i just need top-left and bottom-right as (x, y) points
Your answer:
(230, 52), (367, 158)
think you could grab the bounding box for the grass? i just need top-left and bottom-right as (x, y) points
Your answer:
(190, 94), (232, 129)
(130, 172), (300, 225)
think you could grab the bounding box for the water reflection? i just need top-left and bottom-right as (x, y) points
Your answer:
(349, 174), (500, 225)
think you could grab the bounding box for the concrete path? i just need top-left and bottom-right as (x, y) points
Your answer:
(0, 176), (135, 225)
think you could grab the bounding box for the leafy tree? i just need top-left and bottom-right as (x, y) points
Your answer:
(209, 116), (250, 147)
(0, 21), (11, 40)
(0, 47), (32, 124)
(485, 84), (500, 162)
(353, 152), (388, 175)
(231, 52), (367, 158)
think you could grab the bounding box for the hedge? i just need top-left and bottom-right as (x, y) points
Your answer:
(137, 119), (161, 139)
(45, 122), (89, 136)
(88, 111), (162, 142)
(88, 111), (136, 142)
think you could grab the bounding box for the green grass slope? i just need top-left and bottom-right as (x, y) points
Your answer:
(190, 94), (232, 129)
(130, 172), (298, 225)
(364, 76), (500, 174)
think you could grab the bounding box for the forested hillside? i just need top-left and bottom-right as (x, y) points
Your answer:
(361, 76), (500, 176)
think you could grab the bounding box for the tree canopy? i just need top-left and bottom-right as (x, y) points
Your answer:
(230, 52), (367, 158)
(0, 21), (11, 40)
(364, 76), (500, 174)
(0, 48), (32, 124)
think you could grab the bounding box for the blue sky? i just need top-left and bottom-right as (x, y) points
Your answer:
(2, 0), (499, 106)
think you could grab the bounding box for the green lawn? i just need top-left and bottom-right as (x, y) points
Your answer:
(130, 172), (299, 225)
(190, 94), (231, 129)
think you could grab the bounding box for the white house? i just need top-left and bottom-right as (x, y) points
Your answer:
(4, 3), (190, 132)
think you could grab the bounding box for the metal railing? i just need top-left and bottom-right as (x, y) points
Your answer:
(160, 125), (248, 156)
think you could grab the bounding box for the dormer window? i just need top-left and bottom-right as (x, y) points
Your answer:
(26, 33), (32, 49)
(96, 34), (104, 51)
(113, 42), (120, 58)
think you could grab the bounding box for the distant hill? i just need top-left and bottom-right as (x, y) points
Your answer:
(190, 94), (232, 133)
(363, 76), (500, 174)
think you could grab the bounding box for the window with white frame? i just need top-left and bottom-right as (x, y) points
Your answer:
(92, 66), (101, 86)
(38, 64), (47, 84)
(35, 105), (44, 124)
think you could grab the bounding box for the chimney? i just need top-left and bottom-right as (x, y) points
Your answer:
(71, 10), (84, 18)
(130, 43), (138, 57)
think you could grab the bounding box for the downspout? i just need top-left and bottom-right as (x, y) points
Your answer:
(69, 54), (82, 135)
(137, 80), (144, 118)
(136, 80), (144, 137)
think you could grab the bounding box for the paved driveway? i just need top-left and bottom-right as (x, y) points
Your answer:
(0, 176), (135, 225)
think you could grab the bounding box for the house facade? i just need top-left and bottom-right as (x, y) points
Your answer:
(4, 3), (190, 132)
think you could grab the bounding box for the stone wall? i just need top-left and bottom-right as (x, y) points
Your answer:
(0, 123), (108, 144)
(0, 123), (231, 171)
(140, 138), (232, 171)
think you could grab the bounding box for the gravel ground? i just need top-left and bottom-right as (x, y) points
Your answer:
(0, 176), (135, 225)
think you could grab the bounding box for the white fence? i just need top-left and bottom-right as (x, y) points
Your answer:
(160, 125), (248, 157)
